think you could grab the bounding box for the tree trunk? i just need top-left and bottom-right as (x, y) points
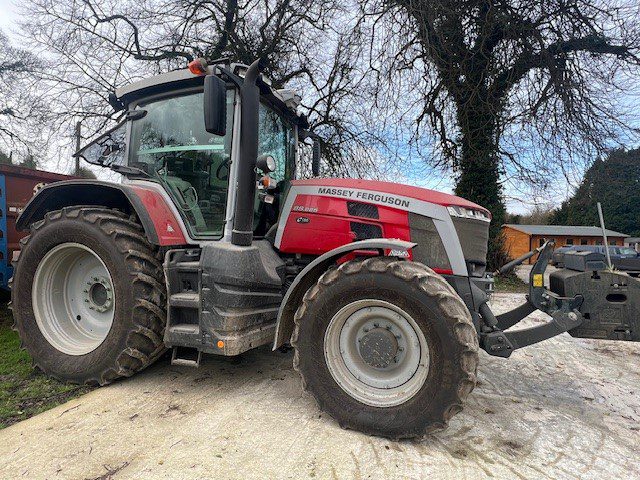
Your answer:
(454, 103), (508, 269)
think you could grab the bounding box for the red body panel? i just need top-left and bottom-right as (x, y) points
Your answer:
(276, 178), (478, 276)
(128, 185), (187, 245)
(292, 178), (490, 217)
(278, 193), (411, 256)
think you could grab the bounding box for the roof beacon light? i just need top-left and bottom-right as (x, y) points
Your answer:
(188, 58), (208, 76)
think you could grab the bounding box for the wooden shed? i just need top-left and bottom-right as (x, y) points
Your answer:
(502, 224), (629, 263)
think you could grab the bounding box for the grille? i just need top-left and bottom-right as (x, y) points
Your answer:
(347, 201), (379, 219)
(350, 222), (383, 240)
(408, 213), (451, 271)
(451, 216), (489, 276)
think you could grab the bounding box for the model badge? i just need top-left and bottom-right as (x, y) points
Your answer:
(389, 249), (410, 258)
(296, 217), (310, 224)
(293, 205), (318, 213)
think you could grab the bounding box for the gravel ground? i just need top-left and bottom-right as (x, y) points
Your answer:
(0, 293), (638, 480)
(514, 264), (559, 286)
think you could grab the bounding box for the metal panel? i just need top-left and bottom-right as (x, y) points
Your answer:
(504, 223), (627, 238)
(408, 213), (451, 271)
(0, 174), (9, 289)
(452, 216), (489, 276)
(0, 164), (76, 263)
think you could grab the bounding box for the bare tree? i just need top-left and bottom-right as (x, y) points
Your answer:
(20, 0), (388, 177)
(0, 30), (51, 163)
(364, 0), (640, 264)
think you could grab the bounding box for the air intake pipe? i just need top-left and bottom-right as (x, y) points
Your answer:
(232, 58), (266, 246)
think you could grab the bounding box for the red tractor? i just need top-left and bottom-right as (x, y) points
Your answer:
(11, 59), (639, 439)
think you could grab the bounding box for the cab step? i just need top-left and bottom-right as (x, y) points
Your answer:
(171, 346), (201, 367)
(169, 292), (200, 309)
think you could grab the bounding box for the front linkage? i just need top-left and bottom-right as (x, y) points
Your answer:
(479, 241), (584, 358)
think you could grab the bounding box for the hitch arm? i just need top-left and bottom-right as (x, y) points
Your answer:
(480, 241), (585, 358)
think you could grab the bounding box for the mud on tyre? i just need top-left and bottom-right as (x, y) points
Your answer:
(11, 207), (167, 385)
(292, 257), (479, 439)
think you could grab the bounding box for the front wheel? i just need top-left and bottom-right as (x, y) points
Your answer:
(292, 257), (479, 439)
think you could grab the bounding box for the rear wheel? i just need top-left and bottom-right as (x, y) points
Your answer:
(11, 207), (167, 385)
(292, 257), (479, 439)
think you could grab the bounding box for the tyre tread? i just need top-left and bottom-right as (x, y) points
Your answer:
(291, 256), (479, 440)
(11, 207), (167, 386)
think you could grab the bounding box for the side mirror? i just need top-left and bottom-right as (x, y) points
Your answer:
(312, 138), (321, 177)
(204, 74), (227, 136)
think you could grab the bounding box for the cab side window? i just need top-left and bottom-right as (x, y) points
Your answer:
(258, 104), (295, 182)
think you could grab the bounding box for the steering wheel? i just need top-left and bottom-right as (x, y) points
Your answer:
(216, 158), (230, 181)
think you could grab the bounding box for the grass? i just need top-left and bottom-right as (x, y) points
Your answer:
(0, 297), (91, 429)
(493, 272), (529, 294)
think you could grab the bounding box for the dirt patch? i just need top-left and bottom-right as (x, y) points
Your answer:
(1, 294), (639, 480)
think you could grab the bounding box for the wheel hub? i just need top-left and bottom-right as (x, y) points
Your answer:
(358, 327), (399, 368)
(85, 276), (113, 313)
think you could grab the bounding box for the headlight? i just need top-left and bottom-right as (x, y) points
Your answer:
(257, 154), (276, 173)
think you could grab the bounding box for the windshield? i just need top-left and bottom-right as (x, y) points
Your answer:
(619, 247), (638, 256)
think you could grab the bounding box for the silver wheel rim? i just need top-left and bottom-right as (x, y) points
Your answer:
(32, 242), (115, 356)
(324, 299), (429, 407)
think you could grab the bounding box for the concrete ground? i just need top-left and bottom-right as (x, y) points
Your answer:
(1, 294), (638, 480)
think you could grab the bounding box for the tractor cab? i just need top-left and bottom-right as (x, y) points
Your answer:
(76, 59), (314, 242)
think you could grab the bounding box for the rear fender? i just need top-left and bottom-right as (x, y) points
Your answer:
(272, 238), (416, 349)
(16, 180), (187, 246)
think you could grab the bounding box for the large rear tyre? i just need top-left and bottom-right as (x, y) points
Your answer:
(11, 207), (167, 385)
(292, 257), (479, 439)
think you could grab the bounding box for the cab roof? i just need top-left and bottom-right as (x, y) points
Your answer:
(113, 64), (303, 124)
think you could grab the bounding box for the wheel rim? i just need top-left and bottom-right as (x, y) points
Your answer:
(323, 299), (429, 407)
(32, 242), (115, 356)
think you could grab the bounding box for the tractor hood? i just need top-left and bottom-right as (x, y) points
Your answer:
(291, 178), (491, 218)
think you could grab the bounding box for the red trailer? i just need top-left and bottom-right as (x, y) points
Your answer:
(0, 164), (77, 288)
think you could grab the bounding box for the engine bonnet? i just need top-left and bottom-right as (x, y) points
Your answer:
(291, 178), (491, 218)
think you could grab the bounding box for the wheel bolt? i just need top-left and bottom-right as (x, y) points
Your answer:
(398, 347), (404, 352)
(373, 323), (379, 328)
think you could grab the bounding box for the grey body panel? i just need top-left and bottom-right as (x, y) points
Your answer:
(272, 238), (416, 350)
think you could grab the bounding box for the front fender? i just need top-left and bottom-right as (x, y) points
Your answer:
(16, 180), (187, 246)
(272, 238), (416, 350)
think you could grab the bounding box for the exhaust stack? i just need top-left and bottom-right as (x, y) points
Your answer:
(232, 58), (265, 246)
